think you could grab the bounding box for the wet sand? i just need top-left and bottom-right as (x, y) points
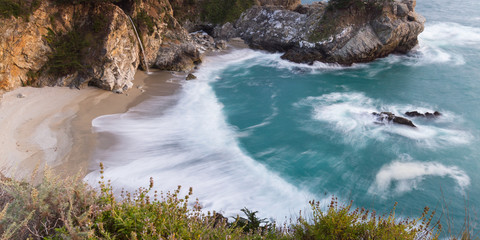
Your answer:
(0, 71), (180, 180)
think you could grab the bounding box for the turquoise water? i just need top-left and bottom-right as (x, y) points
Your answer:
(86, 0), (480, 234)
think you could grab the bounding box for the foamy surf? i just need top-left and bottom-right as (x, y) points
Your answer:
(85, 49), (318, 221)
(374, 21), (480, 68)
(369, 156), (470, 196)
(296, 92), (472, 148)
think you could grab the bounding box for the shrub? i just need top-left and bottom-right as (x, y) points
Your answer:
(52, 0), (120, 5)
(0, 0), (40, 19)
(94, 173), (246, 239)
(327, 0), (388, 10)
(135, 10), (155, 35)
(201, 0), (256, 24)
(44, 27), (91, 77)
(0, 168), (97, 239)
(292, 198), (441, 240)
(0, 164), (459, 239)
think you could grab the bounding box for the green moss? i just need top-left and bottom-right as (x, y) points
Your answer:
(44, 27), (90, 77)
(136, 10), (155, 35)
(92, 14), (108, 33)
(201, 0), (255, 24)
(308, 0), (388, 42)
(52, 0), (120, 5)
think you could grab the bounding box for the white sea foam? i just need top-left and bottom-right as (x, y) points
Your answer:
(369, 158), (470, 195)
(85, 49), (317, 221)
(382, 22), (480, 67)
(420, 22), (480, 47)
(296, 92), (472, 148)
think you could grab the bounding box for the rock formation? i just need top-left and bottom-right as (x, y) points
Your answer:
(373, 112), (416, 128)
(405, 111), (441, 118)
(0, 1), (140, 93)
(0, 0), (426, 93)
(215, 0), (425, 65)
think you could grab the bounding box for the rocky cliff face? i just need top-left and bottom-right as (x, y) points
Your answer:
(0, 0), (425, 93)
(216, 0), (425, 65)
(0, 1), (140, 93)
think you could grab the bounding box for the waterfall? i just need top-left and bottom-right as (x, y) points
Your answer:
(127, 16), (151, 74)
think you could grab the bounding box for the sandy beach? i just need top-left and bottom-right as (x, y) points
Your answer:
(0, 70), (180, 181)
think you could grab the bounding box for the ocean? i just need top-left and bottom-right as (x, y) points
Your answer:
(85, 0), (480, 233)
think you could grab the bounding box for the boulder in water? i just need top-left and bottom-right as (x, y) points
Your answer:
(405, 111), (441, 118)
(373, 112), (416, 128)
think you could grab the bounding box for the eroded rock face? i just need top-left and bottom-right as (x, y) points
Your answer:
(217, 0), (425, 65)
(0, 2), (57, 91)
(86, 4), (140, 92)
(0, 2), (140, 93)
(124, 0), (208, 72)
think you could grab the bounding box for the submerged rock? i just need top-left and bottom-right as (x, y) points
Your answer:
(373, 112), (416, 128)
(215, 0), (425, 65)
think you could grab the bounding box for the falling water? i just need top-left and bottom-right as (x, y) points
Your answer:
(127, 16), (151, 74)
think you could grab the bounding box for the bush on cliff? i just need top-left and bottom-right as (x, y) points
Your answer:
(0, 168), (96, 239)
(0, 0), (40, 19)
(201, 0), (256, 24)
(0, 165), (447, 239)
(327, 0), (391, 10)
(52, 0), (120, 5)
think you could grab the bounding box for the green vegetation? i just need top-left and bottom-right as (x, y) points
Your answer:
(44, 27), (91, 77)
(308, 0), (388, 42)
(4, 164), (473, 239)
(0, 0), (40, 19)
(327, 0), (389, 10)
(201, 0), (255, 24)
(52, 0), (119, 5)
(136, 10), (155, 35)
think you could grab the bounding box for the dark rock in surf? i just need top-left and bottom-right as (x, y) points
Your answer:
(186, 73), (197, 80)
(405, 111), (441, 118)
(372, 112), (416, 128)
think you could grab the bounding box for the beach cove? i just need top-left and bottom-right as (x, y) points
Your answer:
(0, 0), (479, 238)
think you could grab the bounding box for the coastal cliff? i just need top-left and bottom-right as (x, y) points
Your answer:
(215, 0), (425, 64)
(0, 1), (141, 93)
(0, 0), (424, 93)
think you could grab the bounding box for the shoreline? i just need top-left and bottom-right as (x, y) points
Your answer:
(0, 41), (243, 182)
(0, 70), (180, 181)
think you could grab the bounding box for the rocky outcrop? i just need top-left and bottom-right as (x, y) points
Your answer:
(215, 0), (425, 65)
(186, 73), (197, 80)
(0, 0), (426, 94)
(125, 0), (219, 72)
(373, 112), (416, 128)
(405, 111), (441, 118)
(0, 2), (55, 91)
(0, 2), (140, 93)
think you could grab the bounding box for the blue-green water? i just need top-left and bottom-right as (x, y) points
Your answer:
(87, 0), (480, 234)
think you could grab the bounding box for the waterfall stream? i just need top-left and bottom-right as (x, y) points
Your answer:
(127, 16), (151, 74)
